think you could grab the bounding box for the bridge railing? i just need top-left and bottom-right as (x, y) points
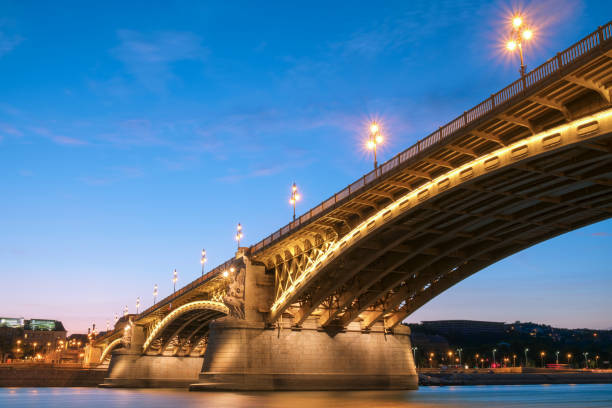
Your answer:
(136, 257), (235, 319)
(249, 21), (612, 255)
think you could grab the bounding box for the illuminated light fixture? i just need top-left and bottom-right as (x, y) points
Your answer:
(366, 121), (384, 169)
(173, 269), (178, 293)
(506, 14), (534, 77)
(522, 29), (532, 40)
(269, 108), (612, 313)
(223, 270), (229, 278)
(200, 249), (207, 277)
(235, 223), (243, 249)
(153, 284), (158, 304)
(290, 182), (301, 221)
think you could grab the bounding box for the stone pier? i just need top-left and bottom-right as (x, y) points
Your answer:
(190, 318), (418, 391)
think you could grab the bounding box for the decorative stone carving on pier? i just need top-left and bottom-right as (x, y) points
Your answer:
(223, 266), (246, 319)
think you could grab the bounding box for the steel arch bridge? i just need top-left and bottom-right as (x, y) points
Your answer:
(261, 111), (612, 330)
(91, 22), (612, 367)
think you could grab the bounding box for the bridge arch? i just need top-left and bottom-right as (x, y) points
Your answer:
(142, 300), (229, 355)
(99, 338), (123, 363)
(268, 110), (612, 329)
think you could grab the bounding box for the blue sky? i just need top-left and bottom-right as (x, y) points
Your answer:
(1, 1), (611, 333)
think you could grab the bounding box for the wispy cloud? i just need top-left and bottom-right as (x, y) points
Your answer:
(28, 126), (88, 146)
(0, 29), (22, 58)
(112, 30), (207, 91)
(330, 1), (481, 57)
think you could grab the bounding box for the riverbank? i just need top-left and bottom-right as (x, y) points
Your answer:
(0, 364), (107, 387)
(418, 368), (612, 386)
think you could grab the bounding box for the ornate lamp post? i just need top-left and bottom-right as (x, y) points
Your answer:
(136, 297), (140, 314)
(367, 122), (384, 169)
(173, 269), (178, 294)
(123, 305), (128, 317)
(200, 249), (207, 277)
(289, 183), (301, 221)
(506, 15), (534, 77)
(153, 284), (158, 304)
(235, 223), (243, 249)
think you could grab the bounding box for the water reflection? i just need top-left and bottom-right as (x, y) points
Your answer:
(1, 384), (611, 408)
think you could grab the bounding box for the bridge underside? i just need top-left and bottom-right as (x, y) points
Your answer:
(278, 130), (612, 332)
(145, 309), (224, 356)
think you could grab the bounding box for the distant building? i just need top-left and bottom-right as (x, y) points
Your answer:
(421, 320), (506, 337)
(0, 317), (67, 362)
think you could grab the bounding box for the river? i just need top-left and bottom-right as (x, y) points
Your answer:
(1, 384), (611, 407)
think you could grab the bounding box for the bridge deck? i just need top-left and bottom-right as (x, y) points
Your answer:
(250, 21), (612, 262)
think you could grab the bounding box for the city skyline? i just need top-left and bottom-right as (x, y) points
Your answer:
(1, 0), (611, 334)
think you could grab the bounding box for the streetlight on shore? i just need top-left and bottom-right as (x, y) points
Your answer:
(289, 182), (301, 221)
(505, 14), (534, 77)
(200, 249), (207, 277)
(540, 351), (546, 367)
(555, 351), (560, 365)
(583, 352), (589, 368)
(524, 348), (529, 367)
(513, 354), (517, 367)
(457, 348), (463, 366)
(492, 349), (497, 368)
(567, 353), (572, 366)
(366, 121), (384, 169)
(412, 347), (418, 367)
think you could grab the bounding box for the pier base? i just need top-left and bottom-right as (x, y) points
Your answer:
(190, 319), (418, 391)
(100, 350), (204, 388)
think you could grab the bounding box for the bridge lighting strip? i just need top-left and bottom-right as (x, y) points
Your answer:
(141, 300), (228, 352)
(270, 108), (612, 315)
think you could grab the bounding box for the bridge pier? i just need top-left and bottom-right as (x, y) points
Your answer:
(190, 318), (418, 391)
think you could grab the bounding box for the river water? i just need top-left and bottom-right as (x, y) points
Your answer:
(1, 384), (611, 407)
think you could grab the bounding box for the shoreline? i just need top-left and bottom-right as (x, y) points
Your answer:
(418, 368), (612, 386)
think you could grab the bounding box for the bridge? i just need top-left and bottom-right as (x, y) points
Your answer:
(89, 22), (612, 390)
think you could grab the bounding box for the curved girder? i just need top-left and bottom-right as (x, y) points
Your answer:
(268, 109), (612, 325)
(142, 300), (228, 353)
(99, 338), (123, 363)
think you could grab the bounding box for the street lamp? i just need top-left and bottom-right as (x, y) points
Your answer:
(235, 223), (243, 249)
(524, 348), (529, 367)
(555, 351), (560, 365)
(513, 354), (517, 367)
(367, 121), (384, 169)
(200, 249), (207, 277)
(289, 182), (301, 221)
(123, 305), (128, 317)
(583, 352), (589, 368)
(457, 348), (463, 366)
(412, 347), (418, 367)
(153, 284), (158, 304)
(492, 349), (497, 368)
(540, 351), (546, 368)
(505, 14), (534, 77)
(114, 313), (118, 325)
(136, 297), (140, 314)
(173, 269), (178, 293)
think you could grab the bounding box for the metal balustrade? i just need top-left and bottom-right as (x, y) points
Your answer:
(249, 21), (612, 256)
